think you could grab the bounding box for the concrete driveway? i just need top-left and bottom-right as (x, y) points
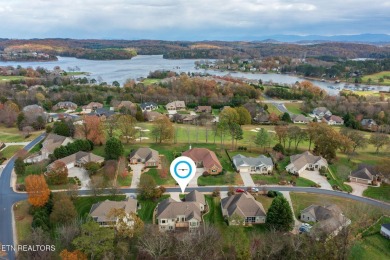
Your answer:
(240, 172), (255, 187)
(188, 168), (203, 187)
(347, 182), (368, 196)
(130, 164), (144, 188)
(299, 170), (332, 190)
(280, 191), (301, 234)
(68, 167), (90, 189)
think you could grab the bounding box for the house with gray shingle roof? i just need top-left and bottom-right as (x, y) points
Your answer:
(291, 114), (310, 124)
(156, 190), (205, 232)
(89, 198), (138, 227)
(301, 204), (351, 240)
(232, 154), (273, 174)
(48, 151), (104, 170)
(286, 151), (328, 175)
(128, 147), (159, 169)
(140, 102), (158, 112)
(349, 165), (381, 185)
(313, 107), (332, 118)
(221, 192), (266, 225)
(53, 101), (78, 111)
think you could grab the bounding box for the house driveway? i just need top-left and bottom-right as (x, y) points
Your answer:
(299, 170), (332, 190)
(170, 192), (181, 202)
(188, 168), (203, 187)
(347, 182), (368, 196)
(240, 172), (255, 187)
(130, 164), (144, 188)
(280, 191), (301, 234)
(68, 167), (90, 189)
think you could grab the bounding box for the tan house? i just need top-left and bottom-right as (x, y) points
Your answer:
(144, 111), (163, 122)
(286, 151), (328, 175)
(90, 198), (138, 227)
(313, 107), (332, 118)
(195, 106), (212, 113)
(221, 193), (266, 225)
(25, 133), (74, 163)
(128, 148), (159, 168)
(322, 115), (344, 125)
(82, 102), (103, 112)
(182, 147), (223, 174)
(156, 191), (205, 232)
(166, 100), (186, 111)
(349, 165), (381, 185)
(49, 151), (104, 170)
(112, 101), (137, 111)
(300, 204), (351, 239)
(52, 101), (78, 111)
(291, 114), (310, 124)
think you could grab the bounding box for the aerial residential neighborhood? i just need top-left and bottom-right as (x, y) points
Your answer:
(0, 1), (390, 259)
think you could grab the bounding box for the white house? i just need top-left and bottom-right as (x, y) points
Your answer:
(313, 107), (332, 118)
(286, 151), (328, 175)
(380, 224), (390, 239)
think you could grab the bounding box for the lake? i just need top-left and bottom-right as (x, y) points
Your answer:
(0, 55), (388, 94)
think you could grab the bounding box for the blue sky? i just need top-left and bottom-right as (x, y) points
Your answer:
(0, 0), (389, 40)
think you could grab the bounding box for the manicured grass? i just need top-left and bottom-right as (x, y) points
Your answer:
(198, 171), (236, 186)
(363, 184), (390, 203)
(1, 145), (24, 159)
(142, 78), (161, 85)
(48, 177), (78, 190)
(144, 168), (176, 186)
(362, 71), (390, 86)
(254, 194), (274, 211)
(13, 200), (33, 243)
(203, 196), (226, 226)
(265, 105), (282, 116)
(27, 141), (43, 154)
(284, 103), (303, 114)
(350, 234), (390, 260)
(0, 125), (42, 142)
(73, 195), (126, 217)
(0, 75), (27, 81)
(116, 171), (132, 187)
(138, 195), (170, 223)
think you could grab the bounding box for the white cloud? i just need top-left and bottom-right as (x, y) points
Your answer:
(0, 0), (388, 39)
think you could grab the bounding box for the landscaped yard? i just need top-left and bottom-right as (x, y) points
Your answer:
(203, 195), (226, 226)
(284, 103), (303, 114)
(142, 78), (161, 85)
(254, 194), (274, 211)
(0, 126), (42, 142)
(362, 71), (390, 86)
(266, 105), (283, 116)
(1, 145), (24, 159)
(116, 171), (132, 187)
(144, 168), (176, 186)
(73, 195), (126, 217)
(137, 195), (169, 223)
(363, 184), (390, 203)
(13, 200), (33, 243)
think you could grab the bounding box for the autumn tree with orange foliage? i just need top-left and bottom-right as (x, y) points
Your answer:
(25, 175), (50, 207)
(60, 249), (87, 260)
(77, 115), (105, 145)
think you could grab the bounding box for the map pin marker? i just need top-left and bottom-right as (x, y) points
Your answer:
(170, 156), (196, 193)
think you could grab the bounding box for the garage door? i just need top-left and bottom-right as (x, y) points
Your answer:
(66, 162), (75, 169)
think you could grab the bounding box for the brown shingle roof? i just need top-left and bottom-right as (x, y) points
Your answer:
(42, 133), (70, 154)
(185, 190), (206, 206)
(89, 198), (137, 223)
(50, 151), (104, 167)
(129, 148), (159, 163)
(156, 198), (202, 221)
(182, 148), (222, 170)
(289, 151), (327, 172)
(221, 193), (266, 219)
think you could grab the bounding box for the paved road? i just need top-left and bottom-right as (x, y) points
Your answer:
(273, 103), (292, 115)
(0, 133), (45, 260)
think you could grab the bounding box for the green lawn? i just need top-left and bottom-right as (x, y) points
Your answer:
(138, 195), (169, 223)
(284, 103), (303, 114)
(254, 194), (274, 211)
(48, 177), (78, 190)
(73, 195), (127, 218)
(0, 75), (28, 81)
(363, 184), (390, 203)
(0, 125), (42, 142)
(362, 71), (390, 86)
(142, 78), (161, 85)
(266, 105), (282, 116)
(203, 196), (226, 226)
(144, 168), (176, 186)
(116, 171), (132, 187)
(1, 145), (24, 159)
(13, 200), (33, 243)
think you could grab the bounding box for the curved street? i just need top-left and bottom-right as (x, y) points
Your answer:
(0, 134), (390, 259)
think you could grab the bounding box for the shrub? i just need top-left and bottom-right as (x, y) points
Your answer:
(267, 190), (278, 198)
(273, 143), (285, 154)
(202, 171), (210, 177)
(212, 188), (220, 197)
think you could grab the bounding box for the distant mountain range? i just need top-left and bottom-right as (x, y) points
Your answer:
(254, 34), (390, 44)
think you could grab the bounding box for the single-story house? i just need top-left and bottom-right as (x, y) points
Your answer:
(182, 147), (222, 175)
(128, 148), (159, 168)
(25, 133), (74, 163)
(380, 223), (390, 239)
(253, 113), (270, 124)
(221, 193), (266, 225)
(313, 107), (332, 118)
(301, 204), (351, 240)
(112, 101), (137, 111)
(166, 100), (186, 111)
(140, 102), (158, 112)
(322, 115), (344, 125)
(89, 108), (116, 119)
(361, 119), (378, 131)
(195, 106), (212, 113)
(52, 101), (78, 111)
(286, 151), (328, 175)
(156, 190), (205, 232)
(82, 102), (103, 111)
(48, 151), (104, 170)
(89, 198), (138, 227)
(349, 165), (381, 185)
(232, 154), (273, 174)
(291, 114), (310, 124)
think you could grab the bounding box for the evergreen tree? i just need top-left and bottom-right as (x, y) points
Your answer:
(254, 128), (270, 151)
(14, 157), (26, 175)
(104, 137), (124, 160)
(266, 196), (294, 231)
(281, 112), (292, 123)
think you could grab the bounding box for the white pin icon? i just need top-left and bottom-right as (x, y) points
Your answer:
(170, 156), (196, 193)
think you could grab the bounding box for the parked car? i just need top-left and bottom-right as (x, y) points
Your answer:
(235, 188), (245, 193)
(247, 187), (259, 193)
